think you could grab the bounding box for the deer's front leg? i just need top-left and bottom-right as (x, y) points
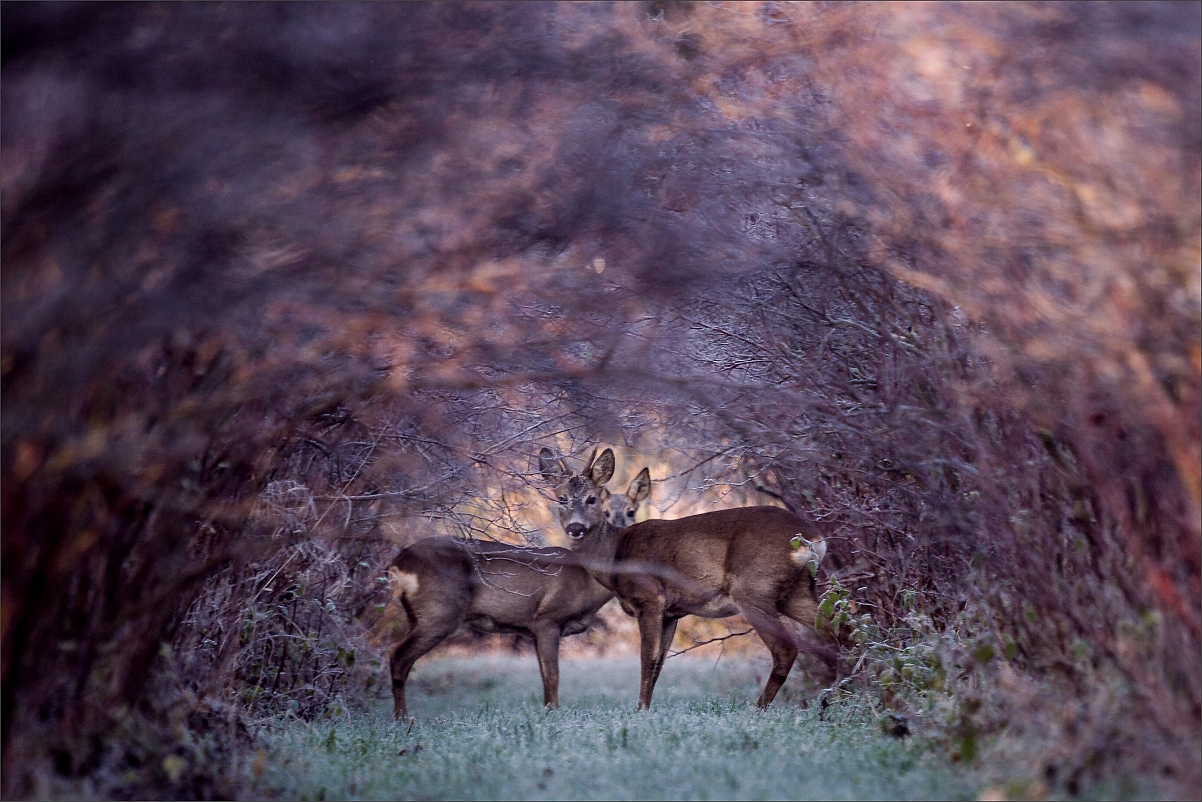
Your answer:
(649, 617), (680, 692)
(532, 622), (563, 709)
(636, 601), (667, 710)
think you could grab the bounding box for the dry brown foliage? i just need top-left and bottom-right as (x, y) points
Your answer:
(2, 2), (1197, 798)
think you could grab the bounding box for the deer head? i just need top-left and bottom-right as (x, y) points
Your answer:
(603, 467), (651, 529)
(539, 447), (615, 540)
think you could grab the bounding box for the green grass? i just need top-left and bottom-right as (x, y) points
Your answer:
(249, 655), (985, 800)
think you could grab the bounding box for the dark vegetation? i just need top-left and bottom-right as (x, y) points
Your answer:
(2, 2), (1198, 798)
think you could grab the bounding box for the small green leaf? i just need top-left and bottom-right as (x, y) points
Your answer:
(1069, 639), (1090, 661)
(971, 642), (995, 666)
(161, 754), (186, 784)
(1022, 600), (1038, 624)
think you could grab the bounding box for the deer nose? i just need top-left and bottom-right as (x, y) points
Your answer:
(565, 522), (588, 539)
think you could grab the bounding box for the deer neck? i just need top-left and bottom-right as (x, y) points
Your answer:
(570, 518), (623, 589)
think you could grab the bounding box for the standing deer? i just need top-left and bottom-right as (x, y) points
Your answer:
(573, 505), (829, 709)
(385, 448), (651, 721)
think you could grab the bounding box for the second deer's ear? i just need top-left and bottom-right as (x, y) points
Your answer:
(628, 467), (651, 504)
(590, 448), (616, 486)
(539, 448), (568, 483)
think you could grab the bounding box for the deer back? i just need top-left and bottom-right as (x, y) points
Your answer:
(613, 506), (827, 607)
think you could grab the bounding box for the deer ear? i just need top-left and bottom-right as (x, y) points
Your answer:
(590, 448), (616, 486)
(628, 467), (651, 504)
(539, 448), (567, 483)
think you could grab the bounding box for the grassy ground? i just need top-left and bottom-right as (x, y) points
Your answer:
(248, 655), (991, 800)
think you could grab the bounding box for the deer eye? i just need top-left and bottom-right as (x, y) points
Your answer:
(627, 510), (635, 518)
(586, 496), (597, 505)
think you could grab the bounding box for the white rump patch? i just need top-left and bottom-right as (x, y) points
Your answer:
(789, 534), (827, 570)
(809, 538), (827, 565)
(388, 566), (420, 600)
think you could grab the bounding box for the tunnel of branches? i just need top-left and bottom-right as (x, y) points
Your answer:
(2, 3), (1199, 798)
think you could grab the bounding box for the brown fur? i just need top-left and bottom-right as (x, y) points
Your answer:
(386, 449), (650, 720)
(576, 505), (830, 709)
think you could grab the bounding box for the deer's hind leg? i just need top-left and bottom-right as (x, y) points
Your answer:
(734, 601), (799, 708)
(779, 579), (839, 681)
(389, 600), (466, 721)
(779, 579), (819, 632)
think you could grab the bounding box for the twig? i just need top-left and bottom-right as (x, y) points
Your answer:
(667, 629), (753, 659)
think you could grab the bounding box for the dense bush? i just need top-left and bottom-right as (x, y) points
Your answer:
(3, 3), (1197, 798)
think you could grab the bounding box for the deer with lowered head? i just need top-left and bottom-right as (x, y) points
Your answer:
(572, 500), (830, 710)
(385, 447), (651, 721)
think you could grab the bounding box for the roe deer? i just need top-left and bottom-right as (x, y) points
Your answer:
(386, 448), (651, 720)
(572, 505), (829, 709)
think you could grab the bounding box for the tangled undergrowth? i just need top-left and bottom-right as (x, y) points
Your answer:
(3, 3), (1197, 799)
(814, 575), (1184, 797)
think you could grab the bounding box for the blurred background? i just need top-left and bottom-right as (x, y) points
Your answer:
(2, 2), (1198, 798)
